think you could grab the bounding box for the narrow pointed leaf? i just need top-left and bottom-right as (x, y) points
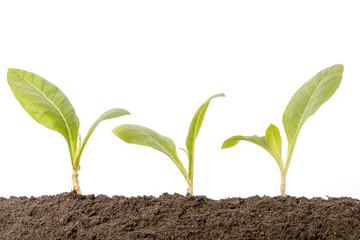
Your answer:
(265, 124), (282, 158)
(186, 93), (225, 179)
(7, 69), (79, 161)
(74, 108), (130, 167)
(282, 64), (344, 174)
(186, 93), (225, 152)
(222, 135), (268, 151)
(112, 124), (190, 184)
(87, 108), (130, 139)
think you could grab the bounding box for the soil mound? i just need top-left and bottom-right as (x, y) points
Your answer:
(0, 192), (359, 239)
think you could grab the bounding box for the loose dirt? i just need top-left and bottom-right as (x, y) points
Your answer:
(0, 191), (359, 239)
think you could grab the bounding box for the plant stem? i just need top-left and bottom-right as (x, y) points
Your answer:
(188, 158), (194, 196)
(280, 174), (286, 197)
(72, 169), (81, 194)
(187, 180), (193, 196)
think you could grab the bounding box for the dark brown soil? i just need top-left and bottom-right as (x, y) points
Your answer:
(0, 192), (360, 239)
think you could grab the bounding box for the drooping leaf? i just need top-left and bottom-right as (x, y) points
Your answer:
(87, 108), (130, 138)
(112, 124), (190, 184)
(74, 108), (130, 167)
(7, 69), (80, 161)
(186, 93), (225, 179)
(222, 135), (268, 150)
(222, 133), (283, 170)
(282, 64), (344, 174)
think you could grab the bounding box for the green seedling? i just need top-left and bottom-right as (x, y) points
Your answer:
(222, 64), (343, 197)
(7, 69), (130, 194)
(112, 93), (225, 195)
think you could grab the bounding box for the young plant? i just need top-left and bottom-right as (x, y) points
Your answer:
(7, 69), (130, 194)
(222, 64), (344, 197)
(112, 93), (225, 195)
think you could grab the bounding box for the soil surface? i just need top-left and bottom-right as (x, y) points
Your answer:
(0, 192), (360, 239)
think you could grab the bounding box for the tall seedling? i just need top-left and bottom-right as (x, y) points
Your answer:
(7, 69), (130, 194)
(112, 93), (225, 195)
(222, 64), (343, 197)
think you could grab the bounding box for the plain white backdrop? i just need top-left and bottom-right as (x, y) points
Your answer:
(0, 1), (359, 199)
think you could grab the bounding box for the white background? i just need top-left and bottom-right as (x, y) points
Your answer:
(0, 1), (359, 199)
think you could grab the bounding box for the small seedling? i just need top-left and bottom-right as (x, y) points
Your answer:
(222, 64), (343, 197)
(7, 69), (130, 194)
(112, 93), (225, 195)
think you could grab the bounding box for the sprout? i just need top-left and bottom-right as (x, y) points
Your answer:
(223, 65), (344, 197)
(113, 93), (225, 195)
(7, 69), (130, 194)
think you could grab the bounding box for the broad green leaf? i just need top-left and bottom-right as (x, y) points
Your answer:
(112, 124), (190, 184)
(7, 69), (80, 161)
(74, 108), (130, 167)
(265, 124), (282, 159)
(282, 64), (343, 174)
(186, 93), (225, 179)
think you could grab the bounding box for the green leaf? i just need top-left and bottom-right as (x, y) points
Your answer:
(222, 133), (283, 170)
(186, 93), (225, 180)
(84, 108), (130, 146)
(222, 135), (268, 151)
(282, 64), (344, 174)
(7, 69), (80, 162)
(265, 124), (283, 169)
(265, 124), (282, 159)
(74, 108), (130, 167)
(112, 124), (190, 184)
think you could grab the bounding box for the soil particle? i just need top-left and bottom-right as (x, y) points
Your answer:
(0, 191), (360, 239)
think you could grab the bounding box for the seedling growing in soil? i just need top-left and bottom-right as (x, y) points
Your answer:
(222, 64), (343, 197)
(7, 69), (130, 194)
(112, 93), (225, 195)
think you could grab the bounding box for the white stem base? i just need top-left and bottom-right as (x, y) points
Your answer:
(187, 181), (193, 196)
(280, 175), (286, 197)
(72, 170), (81, 195)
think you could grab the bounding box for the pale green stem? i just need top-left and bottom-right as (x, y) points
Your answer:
(75, 133), (92, 168)
(280, 174), (286, 197)
(187, 152), (194, 196)
(284, 135), (299, 176)
(72, 169), (81, 194)
(171, 157), (191, 189)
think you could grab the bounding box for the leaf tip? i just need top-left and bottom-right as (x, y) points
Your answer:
(221, 138), (235, 149)
(217, 93), (226, 98)
(7, 68), (18, 72)
(7, 68), (18, 81)
(111, 125), (121, 134)
(335, 63), (344, 69)
(209, 93), (226, 100)
(331, 64), (344, 74)
(7, 68), (24, 76)
(120, 109), (131, 116)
